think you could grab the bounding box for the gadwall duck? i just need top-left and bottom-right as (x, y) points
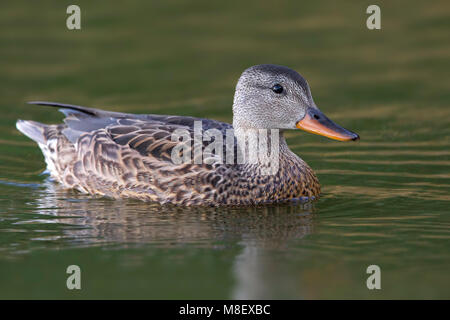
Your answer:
(16, 64), (359, 206)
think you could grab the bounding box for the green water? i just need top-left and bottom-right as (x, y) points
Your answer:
(0, 0), (449, 299)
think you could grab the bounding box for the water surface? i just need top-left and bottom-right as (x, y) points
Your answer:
(0, 0), (449, 299)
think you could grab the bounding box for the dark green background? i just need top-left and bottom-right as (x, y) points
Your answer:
(0, 0), (449, 298)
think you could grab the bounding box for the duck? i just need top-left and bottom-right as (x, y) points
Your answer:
(16, 64), (359, 206)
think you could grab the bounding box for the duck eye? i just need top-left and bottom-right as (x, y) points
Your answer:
(271, 84), (283, 94)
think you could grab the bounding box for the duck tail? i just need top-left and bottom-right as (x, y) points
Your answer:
(16, 119), (67, 178)
(16, 119), (48, 144)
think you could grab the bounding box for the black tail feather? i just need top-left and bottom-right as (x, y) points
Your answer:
(27, 101), (98, 116)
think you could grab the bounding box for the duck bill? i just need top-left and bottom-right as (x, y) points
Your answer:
(296, 108), (359, 141)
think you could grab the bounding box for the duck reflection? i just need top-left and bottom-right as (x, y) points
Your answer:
(32, 180), (316, 246)
(31, 180), (317, 298)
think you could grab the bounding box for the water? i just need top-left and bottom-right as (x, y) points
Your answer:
(0, 0), (449, 299)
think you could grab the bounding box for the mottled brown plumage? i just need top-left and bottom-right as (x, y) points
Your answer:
(16, 65), (358, 206)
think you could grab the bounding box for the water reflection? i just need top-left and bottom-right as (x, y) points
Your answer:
(32, 180), (316, 247)
(27, 180), (317, 298)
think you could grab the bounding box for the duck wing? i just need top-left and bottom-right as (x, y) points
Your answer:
(27, 101), (235, 164)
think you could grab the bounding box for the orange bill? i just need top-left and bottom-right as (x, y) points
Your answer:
(296, 108), (359, 141)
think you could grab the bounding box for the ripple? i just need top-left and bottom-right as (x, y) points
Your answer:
(0, 179), (41, 188)
(318, 169), (450, 180)
(322, 158), (450, 166)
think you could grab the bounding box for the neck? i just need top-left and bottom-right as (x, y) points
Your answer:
(231, 124), (320, 200)
(230, 120), (321, 200)
(232, 126), (291, 175)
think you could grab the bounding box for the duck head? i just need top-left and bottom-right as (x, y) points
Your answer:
(232, 64), (359, 141)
